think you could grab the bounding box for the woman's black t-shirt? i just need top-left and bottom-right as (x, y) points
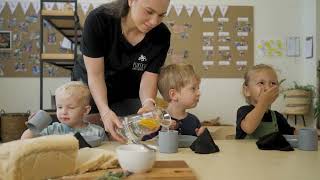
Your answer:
(73, 6), (171, 104)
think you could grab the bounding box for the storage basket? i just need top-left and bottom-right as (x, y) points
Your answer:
(0, 110), (29, 142)
(284, 90), (312, 115)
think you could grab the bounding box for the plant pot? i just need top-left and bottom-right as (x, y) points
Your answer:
(284, 89), (312, 97)
(284, 89), (312, 115)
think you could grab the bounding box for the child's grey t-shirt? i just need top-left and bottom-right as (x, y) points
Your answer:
(40, 122), (107, 140)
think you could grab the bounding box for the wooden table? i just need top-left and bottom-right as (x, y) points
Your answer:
(97, 140), (320, 180)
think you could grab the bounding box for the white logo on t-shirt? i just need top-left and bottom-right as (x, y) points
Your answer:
(138, 54), (147, 62)
(132, 54), (147, 71)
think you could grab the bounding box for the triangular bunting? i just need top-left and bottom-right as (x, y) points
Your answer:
(44, 2), (55, 10)
(166, 4), (172, 16)
(173, 4), (183, 16)
(69, 3), (75, 11)
(32, 1), (40, 14)
(80, 2), (90, 15)
(196, 5), (206, 17)
(207, 5), (217, 17)
(219, 5), (229, 17)
(185, 4), (194, 16)
(8, 0), (19, 14)
(55, 2), (64, 10)
(0, 1), (5, 14)
(20, 1), (30, 15)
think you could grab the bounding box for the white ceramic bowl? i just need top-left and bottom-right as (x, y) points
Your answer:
(116, 144), (156, 173)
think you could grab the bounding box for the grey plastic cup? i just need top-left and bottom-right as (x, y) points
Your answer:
(298, 128), (318, 151)
(158, 130), (178, 153)
(26, 110), (52, 134)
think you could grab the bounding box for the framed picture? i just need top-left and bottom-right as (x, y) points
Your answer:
(0, 31), (12, 50)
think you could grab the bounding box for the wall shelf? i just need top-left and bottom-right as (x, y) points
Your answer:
(40, 0), (81, 109)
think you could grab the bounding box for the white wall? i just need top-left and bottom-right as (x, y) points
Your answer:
(0, 78), (70, 113)
(317, 0), (320, 63)
(0, 0), (318, 127)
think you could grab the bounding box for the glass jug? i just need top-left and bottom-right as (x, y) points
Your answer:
(117, 108), (171, 142)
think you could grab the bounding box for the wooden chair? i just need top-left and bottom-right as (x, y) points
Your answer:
(284, 113), (306, 127)
(206, 125), (236, 140)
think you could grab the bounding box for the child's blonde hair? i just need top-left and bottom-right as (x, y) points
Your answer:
(55, 81), (91, 106)
(158, 63), (200, 102)
(242, 64), (278, 103)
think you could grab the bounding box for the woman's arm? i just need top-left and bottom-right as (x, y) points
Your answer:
(83, 55), (108, 113)
(137, 71), (158, 114)
(83, 55), (125, 142)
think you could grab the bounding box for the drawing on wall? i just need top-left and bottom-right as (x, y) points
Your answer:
(257, 40), (284, 57)
(0, 31), (12, 50)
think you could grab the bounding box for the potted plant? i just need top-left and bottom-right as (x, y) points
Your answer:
(283, 82), (315, 115)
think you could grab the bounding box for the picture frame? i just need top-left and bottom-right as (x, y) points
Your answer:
(0, 31), (12, 50)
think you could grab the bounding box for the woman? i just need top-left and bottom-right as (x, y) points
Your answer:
(72, 0), (171, 142)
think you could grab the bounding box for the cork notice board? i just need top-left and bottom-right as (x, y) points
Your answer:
(0, 3), (253, 78)
(164, 5), (254, 78)
(0, 3), (82, 77)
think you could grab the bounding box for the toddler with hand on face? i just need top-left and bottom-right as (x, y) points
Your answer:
(236, 64), (295, 139)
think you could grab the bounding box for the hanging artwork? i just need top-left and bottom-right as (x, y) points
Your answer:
(0, 31), (12, 50)
(257, 40), (284, 57)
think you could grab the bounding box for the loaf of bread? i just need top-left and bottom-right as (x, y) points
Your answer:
(0, 135), (78, 180)
(75, 147), (118, 174)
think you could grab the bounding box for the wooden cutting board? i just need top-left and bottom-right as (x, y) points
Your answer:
(59, 160), (197, 180)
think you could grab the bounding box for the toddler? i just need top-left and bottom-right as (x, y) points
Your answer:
(158, 63), (205, 136)
(236, 64), (295, 139)
(21, 81), (107, 140)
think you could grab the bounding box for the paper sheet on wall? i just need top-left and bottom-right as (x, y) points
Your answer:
(286, 37), (300, 57)
(305, 36), (313, 59)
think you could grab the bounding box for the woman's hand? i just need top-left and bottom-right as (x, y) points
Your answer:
(100, 109), (126, 143)
(137, 100), (156, 114)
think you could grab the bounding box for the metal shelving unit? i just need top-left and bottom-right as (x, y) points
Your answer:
(39, 0), (81, 109)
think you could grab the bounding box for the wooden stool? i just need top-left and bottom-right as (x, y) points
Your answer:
(285, 113), (306, 127)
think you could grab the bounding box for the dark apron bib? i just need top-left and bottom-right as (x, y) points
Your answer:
(246, 111), (278, 139)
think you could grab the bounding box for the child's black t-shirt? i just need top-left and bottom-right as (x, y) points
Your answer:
(142, 113), (201, 141)
(173, 113), (201, 136)
(236, 105), (295, 139)
(73, 6), (171, 104)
